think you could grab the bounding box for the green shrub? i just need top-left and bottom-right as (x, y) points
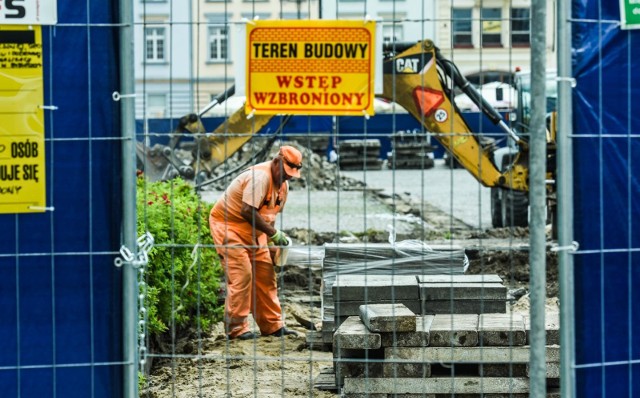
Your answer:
(136, 177), (223, 338)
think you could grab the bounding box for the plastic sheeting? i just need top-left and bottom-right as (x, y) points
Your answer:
(572, 1), (640, 396)
(320, 241), (468, 322)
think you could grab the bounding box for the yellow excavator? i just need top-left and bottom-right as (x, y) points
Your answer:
(137, 39), (556, 229)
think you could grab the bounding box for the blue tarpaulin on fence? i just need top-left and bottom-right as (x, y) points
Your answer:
(0, 2), (123, 397)
(2, 1), (639, 396)
(572, 1), (640, 396)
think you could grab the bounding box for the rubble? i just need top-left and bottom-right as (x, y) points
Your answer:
(198, 139), (368, 192)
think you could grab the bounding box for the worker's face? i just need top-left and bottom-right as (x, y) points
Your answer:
(273, 157), (292, 185)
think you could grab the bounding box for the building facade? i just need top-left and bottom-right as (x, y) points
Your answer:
(191, 0), (320, 114)
(321, 0), (437, 44)
(134, 0), (555, 119)
(434, 0), (556, 77)
(133, 0), (195, 119)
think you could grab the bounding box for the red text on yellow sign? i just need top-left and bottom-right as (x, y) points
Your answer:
(246, 20), (376, 116)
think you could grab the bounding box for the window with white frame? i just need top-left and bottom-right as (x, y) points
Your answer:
(511, 8), (530, 47)
(208, 25), (229, 62)
(147, 94), (167, 118)
(145, 26), (166, 62)
(452, 8), (473, 48)
(481, 7), (502, 47)
(382, 24), (403, 44)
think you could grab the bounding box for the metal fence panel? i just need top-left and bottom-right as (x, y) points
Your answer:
(4, 0), (640, 397)
(0, 1), (124, 397)
(572, 1), (640, 397)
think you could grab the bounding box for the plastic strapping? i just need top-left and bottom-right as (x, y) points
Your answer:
(555, 76), (577, 88)
(550, 241), (579, 252)
(114, 232), (155, 268)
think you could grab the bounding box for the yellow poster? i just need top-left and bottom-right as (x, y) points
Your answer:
(246, 20), (376, 116)
(0, 25), (45, 213)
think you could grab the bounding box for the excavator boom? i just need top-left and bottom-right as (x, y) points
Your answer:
(140, 39), (530, 193)
(379, 40), (529, 191)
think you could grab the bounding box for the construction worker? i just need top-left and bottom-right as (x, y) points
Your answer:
(209, 145), (303, 340)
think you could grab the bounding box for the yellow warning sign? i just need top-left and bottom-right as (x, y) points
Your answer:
(246, 20), (376, 116)
(0, 25), (46, 213)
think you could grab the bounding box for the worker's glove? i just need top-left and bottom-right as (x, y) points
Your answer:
(270, 229), (289, 246)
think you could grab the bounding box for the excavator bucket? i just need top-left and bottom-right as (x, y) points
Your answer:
(136, 142), (171, 182)
(135, 113), (202, 182)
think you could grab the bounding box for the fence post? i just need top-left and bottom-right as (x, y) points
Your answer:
(529, 0), (548, 396)
(118, 0), (139, 395)
(557, 0), (576, 396)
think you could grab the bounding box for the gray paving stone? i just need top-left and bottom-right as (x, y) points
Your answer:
(527, 361), (560, 378)
(333, 316), (381, 350)
(479, 363), (528, 377)
(479, 313), (526, 346)
(384, 346), (560, 363)
(419, 282), (506, 301)
(422, 300), (506, 314)
(382, 358), (431, 378)
(342, 377), (531, 394)
(416, 274), (503, 284)
(429, 314), (478, 347)
(380, 315), (434, 347)
(360, 303), (417, 332)
(334, 347), (384, 388)
(333, 316), (354, 334)
(335, 299), (422, 317)
(524, 312), (560, 345)
(332, 274), (419, 302)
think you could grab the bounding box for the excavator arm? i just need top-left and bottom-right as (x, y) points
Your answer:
(142, 39), (530, 195)
(379, 39), (529, 191)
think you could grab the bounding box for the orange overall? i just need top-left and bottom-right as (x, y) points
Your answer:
(209, 161), (288, 338)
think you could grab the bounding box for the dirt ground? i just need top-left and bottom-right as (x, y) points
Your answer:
(141, 199), (560, 398)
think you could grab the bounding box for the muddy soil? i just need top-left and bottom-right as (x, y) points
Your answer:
(142, 200), (559, 398)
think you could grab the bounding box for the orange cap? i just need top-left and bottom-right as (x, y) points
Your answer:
(279, 146), (303, 178)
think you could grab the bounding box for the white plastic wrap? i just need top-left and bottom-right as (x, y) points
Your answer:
(320, 240), (468, 323)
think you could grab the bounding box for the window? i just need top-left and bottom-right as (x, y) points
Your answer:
(280, 12), (309, 19)
(208, 26), (229, 62)
(382, 24), (403, 44)
(452, 8), (473, 48)
(145, 27), (166, 62)
(481, 8), (502, 47)
(511, 8), (530, 47)
(147, 94), (166, 118)
(465, 70), (514, 87)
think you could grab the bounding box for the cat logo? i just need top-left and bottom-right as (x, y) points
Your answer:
(396, 58), (420, 73)
(384, 53), (433, 75)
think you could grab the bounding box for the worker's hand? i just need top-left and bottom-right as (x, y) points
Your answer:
(270, 229), (289, 246)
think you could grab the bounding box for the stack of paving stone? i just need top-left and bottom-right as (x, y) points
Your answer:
(387, 131), (436, 169)
(337, 139), (383, 170)
(319, 243), (468, 347)
(286, 134), (330, 157)
(326, 303), (560, 396)
(330, 274), (507, 336)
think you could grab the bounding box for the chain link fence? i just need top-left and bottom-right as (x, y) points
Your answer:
(1, 0), (638, 397)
